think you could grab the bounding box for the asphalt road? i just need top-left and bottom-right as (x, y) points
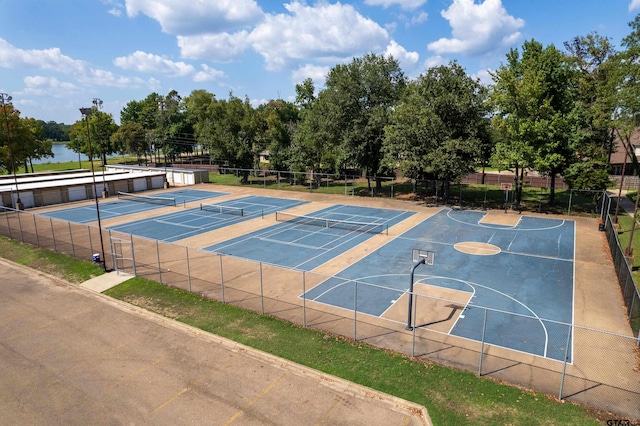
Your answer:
(0, 259), (429, 425)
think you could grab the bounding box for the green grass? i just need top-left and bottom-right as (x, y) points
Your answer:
(0, 236), (104, 283)
(104, 277), (602, 426)
(209, 172), (602, 216)
(1, 157), (138, 175)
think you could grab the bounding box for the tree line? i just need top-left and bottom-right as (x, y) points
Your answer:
(5, 16), (640, 204)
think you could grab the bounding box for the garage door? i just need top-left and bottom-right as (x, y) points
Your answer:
(68, 186), (87, 202)
(133, 178), (147, 192)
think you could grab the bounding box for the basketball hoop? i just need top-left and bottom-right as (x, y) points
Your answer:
(501, 183), (512, 191)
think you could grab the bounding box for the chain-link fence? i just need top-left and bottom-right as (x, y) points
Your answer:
(603, 193), (640, 338)
(0, 205), (638, 420)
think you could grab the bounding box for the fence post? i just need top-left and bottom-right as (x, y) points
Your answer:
(17, 210), (24, 242)
(50, 218), (57, 252)
(478, 308), (488, 376)
(88, 225), (93, 257)
(33, 215), (39, 247)
(259, 262), (264, 314)
(353, 281), (359, 341)
(185, 246), (191, 293)
(4, 207), (11, 240)
(68, 222), (76, 258)
(302, 271), (307, 327)
(411, 294), (418, 357)
(219, 254), (225, 303)
(558, 326), (572, 400)
(130, 234), (136, 276)
(156, 240), (163, 284)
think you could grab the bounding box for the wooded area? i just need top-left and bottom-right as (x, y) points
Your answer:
(5, 16), (640, 204)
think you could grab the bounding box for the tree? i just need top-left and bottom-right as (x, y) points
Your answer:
(490, 39), (581, 205)
(68, 111), (117, 165)
(383, 62), (489, 202)
(38, 120), (70, 141)
(111, 121), (147, 165)
(184, 89), (217, 157)
(558, 33), (617, 192)
(203, 93), (260, 182)
(290, 79), (338, 182)
(158, 90), (194, 161)
(257, 99), (299, 172)
(321, 54), (406, 191)
(0, 103), (49, 174)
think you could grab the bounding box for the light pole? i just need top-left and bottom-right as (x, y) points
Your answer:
(80, 106), (107, 272)
(157, 100), (169, 188)
(92, 98), (109, 198)
(0, 93), (22, 210)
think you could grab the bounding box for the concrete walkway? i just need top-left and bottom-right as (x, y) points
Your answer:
(608, 189), (636, 217)
(0, 259), (430, 425)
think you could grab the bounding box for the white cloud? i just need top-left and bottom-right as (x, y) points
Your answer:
(384, 40), (419, 70)
(0, 38), (146, 90)
(147, 77), (162, 91)
(364, 0), (426, 10)
(114, 51), (194, 76)
(193, 64), (226, 82)
(472, 68), (493, 86)
(22, 76), (78, 97)
(124, 0), (264, 34)
(631, 0), (640, 11)
(408, 11), (429, 27)
(422, 55), (448, 71)
(80, 68), (146, 88)
(249, 1), (389, 71)
(0, 38), (86, 74)
(427, 0), (524, 56)
(178, 31), (250, 62)
(101, 0), (124, 17)
(291, 64), (330, 88)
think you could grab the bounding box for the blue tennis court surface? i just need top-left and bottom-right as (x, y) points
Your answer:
(39, 189), (227, 224)
(304, 209), (575, 361)
(107, 195), (308, 242)
(204, 204), (415, 270)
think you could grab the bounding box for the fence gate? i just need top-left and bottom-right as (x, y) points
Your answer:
(110, 236), (135, 275)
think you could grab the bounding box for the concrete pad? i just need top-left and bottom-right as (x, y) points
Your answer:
(80, 270), (132, 292)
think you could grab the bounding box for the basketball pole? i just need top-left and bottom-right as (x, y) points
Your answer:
(406, 257), (426, 330)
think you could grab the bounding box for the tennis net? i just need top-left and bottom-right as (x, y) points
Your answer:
(275, 211), (388, 235)
(117, 191), (176, 207)
(200, 203), (244, 216)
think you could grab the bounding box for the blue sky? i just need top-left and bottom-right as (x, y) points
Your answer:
(1, 0), (639, 125)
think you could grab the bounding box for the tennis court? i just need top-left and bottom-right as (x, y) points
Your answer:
(203, 204), (415, 270)
(303, 209), (575, 361)
(107, 195), (308, 242)
(38, 189), (228, 224)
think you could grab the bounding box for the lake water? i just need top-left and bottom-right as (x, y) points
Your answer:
(33, 143), (117, 165)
